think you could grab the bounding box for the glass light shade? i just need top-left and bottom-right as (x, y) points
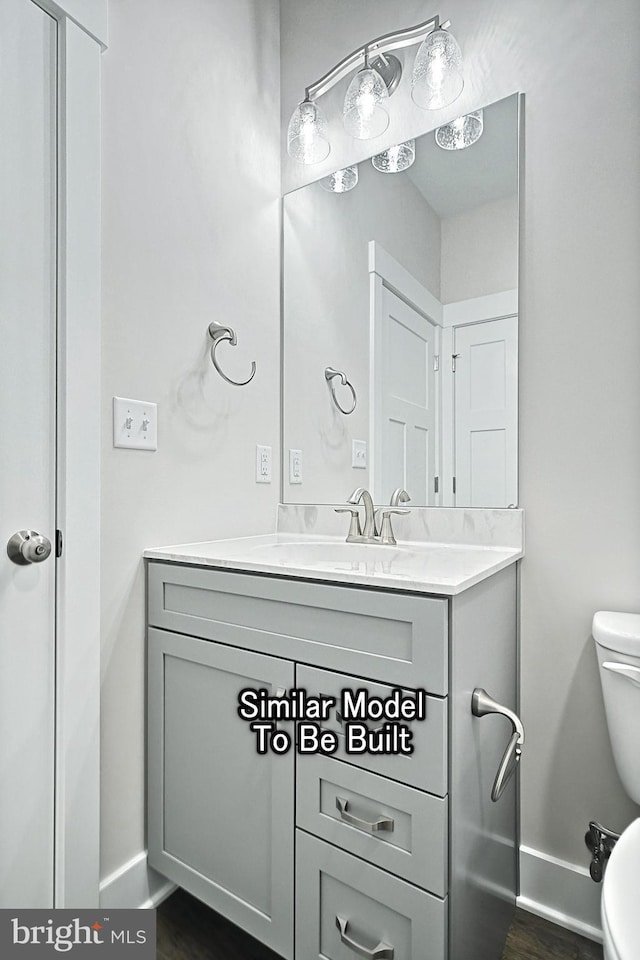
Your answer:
(343, 66), (390, 140)
(371, 140), (416, 174)
(411, 27), (464, 110)
(435, 110), (484, 150)
(320, 166), (359, 193)
(287, 100), (330, 164)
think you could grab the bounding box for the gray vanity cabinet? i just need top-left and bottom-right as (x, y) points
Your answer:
(147, 559), (518, 960)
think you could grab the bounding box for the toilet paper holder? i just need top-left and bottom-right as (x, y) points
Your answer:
(472, 688), (525, 802)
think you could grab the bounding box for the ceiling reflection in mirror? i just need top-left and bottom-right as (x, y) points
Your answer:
(283, 94), (520, 508)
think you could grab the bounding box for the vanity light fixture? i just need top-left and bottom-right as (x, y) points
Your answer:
(287, 14), (464, 164)
(435, 109), (483, 149)
(343, 55), (390, 140)
(287, 100), (330, 164)
(320, 165), (359, 193)
(371, 139), (416, 173)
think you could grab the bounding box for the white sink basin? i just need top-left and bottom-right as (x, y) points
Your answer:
(246, 540), (421, 567)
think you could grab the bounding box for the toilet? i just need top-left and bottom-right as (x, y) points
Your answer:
(593, 611), (640, 960)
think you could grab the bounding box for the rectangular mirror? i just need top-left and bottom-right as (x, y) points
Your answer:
(282, 93), (520, 507)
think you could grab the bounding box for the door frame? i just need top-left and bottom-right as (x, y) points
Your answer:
(31, 0), (107, 907)
(368, 241), (442, 504)
(441, 290), (518, 506)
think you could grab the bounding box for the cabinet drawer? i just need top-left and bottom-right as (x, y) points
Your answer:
(297, 755), (447, 896)
(296, 831), (446, 960)
(297, 665), (447, 795)
(147, 562), (448, 693)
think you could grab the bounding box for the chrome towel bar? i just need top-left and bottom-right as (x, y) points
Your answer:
(208, 322), (256, 387)
(325, 366), (357, 414)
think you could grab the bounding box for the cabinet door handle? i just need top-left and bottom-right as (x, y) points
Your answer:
(335, 916), (394, 959)
(335, 796), (395, 833)
(471, 687), (525, 803)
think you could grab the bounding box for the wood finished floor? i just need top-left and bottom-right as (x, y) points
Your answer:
(156, 888), (604, 960)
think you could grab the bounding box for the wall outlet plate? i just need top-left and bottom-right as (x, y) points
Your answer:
(289, 449), (302, 484)
(256, 444), (272, 483)
(352, 439), (367, 469)
(113, 397), (157, 450)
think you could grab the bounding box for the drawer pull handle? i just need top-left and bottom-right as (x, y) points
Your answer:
(336, 916), (394, 960)
(336, 796), (395, 833)
(335, 710), (385, 734)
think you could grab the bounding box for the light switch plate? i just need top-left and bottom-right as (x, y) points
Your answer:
(256, 444), (272, 483)
(289, 449), (302, 484)
(352, 439), (367, 469)
(113, 397), (157, 450)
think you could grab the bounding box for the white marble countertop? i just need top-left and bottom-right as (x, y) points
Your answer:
(144, 532), (523, 596)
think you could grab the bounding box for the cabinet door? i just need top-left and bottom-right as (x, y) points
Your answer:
(148, 629), (294, 959)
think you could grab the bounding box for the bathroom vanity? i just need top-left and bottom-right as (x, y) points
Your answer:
(145, 512), (523, 960)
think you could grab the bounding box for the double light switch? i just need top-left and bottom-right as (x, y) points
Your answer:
(113, 397), (158, 450)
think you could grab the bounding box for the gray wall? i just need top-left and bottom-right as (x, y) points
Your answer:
(441, 195), (518, 304)
(101, 0), (281, 881)
(280, 0), (640, 872)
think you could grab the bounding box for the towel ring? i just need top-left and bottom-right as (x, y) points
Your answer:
(208, 322), (256, 387)
(325, 367), (357, 415)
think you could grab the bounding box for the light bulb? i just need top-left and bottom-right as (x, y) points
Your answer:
(371, 140), (416, 174)
(343, 66), (389, 140)
(435, 110), (483, 150)
(320, 166), (359, 193)
(287, 100), (330, 164)
(412, 27), (464, 110)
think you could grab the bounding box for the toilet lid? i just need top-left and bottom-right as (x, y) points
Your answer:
(602, 818), (640, 960)
(593, 611), (640, 656)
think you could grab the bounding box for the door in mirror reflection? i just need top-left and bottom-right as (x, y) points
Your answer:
(283, 93), (520, 507)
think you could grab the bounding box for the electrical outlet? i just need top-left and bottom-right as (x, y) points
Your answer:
(352, 439), (367, 469)
(256, 444), (272, 483)
(289, 449), (302, 484)
(113, 397), (157, 450)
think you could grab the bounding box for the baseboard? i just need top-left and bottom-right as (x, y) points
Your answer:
(518, 845), (603, 943)
(99, 850), (176, 910)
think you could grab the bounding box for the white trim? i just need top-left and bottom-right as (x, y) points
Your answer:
(54, 12), (102, 908)
(368, 240), (443, 326)
(100, 852), (176, 910)
(442, 289), (518, 327)
(34, 0), (108, 46)
(368, 242), (441, 503)
(518, 845), (603, 944)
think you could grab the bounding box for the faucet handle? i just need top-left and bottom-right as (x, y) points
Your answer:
(390, 488), (411, 506)
(375, 508), (409, 546)
(335, 507), (362, 541)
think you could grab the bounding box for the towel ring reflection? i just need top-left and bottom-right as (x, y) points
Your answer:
(208, 322), (256, 387)
(325, 367), (357, 415)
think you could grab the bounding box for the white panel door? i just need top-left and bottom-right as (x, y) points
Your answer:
(0, 0), (57, 906)
(453, 316), (518, 506)
(376, 287), (438, 504)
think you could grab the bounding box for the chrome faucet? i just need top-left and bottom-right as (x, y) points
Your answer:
(335, 488), (408, 545)
(390, 488), (411, 506)
(347, 487), (377, 541)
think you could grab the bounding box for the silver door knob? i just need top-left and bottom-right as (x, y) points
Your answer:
(7, 530), (52, 565)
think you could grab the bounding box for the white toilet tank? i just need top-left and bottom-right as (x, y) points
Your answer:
(593, 611), (640, 805)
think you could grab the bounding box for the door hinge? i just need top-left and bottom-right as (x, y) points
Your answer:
(452, 353), (461, 373)
(433, 354), (440, 372)
(56, 529), (63, 558)
(434, 476), (439, 494)
(452, 477), (457, 495)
